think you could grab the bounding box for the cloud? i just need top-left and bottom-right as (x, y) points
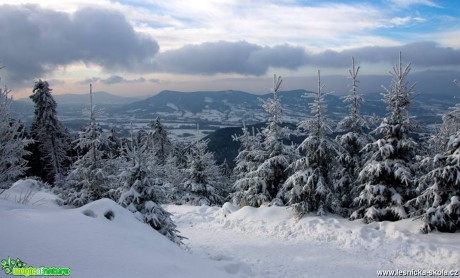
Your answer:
(155, 41), (307, 75)
(311, 42), (460, 68)
(77, 75), (149, 85)
(152, 40), (460, 75)
(387, 0), (441, 8)
(78, 77), (101, 85)
(101, 75), (125, 85)
(0, 4), (159, 86)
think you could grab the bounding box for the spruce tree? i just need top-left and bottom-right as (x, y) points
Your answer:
(231, 125), (267, 206)
(278, 70), (338, 217)
(163, 151), (185, 203)
(231, 75), (295, 207)
(61, 85), (113, 206)
(181, 139), (224, 206)
(412, 79), (460, 233)
(334, 58), (372, 215)
(351, 52), (417, 223)
(149, 117), (172, 165)
(0, 80), (32, 189)
(29, 80), (70, 184)
(118, 137), (183, 244)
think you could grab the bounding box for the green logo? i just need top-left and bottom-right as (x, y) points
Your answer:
(1, 257), (70, 277)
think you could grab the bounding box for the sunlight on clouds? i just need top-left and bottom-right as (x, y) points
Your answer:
(426, 29), (460, 49)
(1, 0), (459, 96)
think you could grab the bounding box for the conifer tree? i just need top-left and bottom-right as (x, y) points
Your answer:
(0, 80), (31, 189)
(412, 79), (460, 233)
(181, 139), (224, 206)
(118, 137), (183, 244)
(334, 58), (372, 214)
(61, 85), (113, 206)
(163, 151), (185, 203)
(259, 75), (294, 200)
(351, 53), (417, 223)
(29, 80), (70, 184)
(279, 70), (338, 217)
(231, 75), (294, 207)
(105, 126), (122, 158)
(231, 125), (267, 206)
(149, 117), (172, 165)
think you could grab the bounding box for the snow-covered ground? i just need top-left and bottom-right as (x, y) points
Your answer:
(165, 204), (460, 278)
(1, 180), (459, 278)
(0, 180), (232, 278)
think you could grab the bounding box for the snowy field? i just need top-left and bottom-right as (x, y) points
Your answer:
(166, 204), (460, 278)
(1, 180), (459, 278)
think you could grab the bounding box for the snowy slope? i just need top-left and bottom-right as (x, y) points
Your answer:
(166, 203), (460, 278)
(1, 181), (459, 278)
(0, 180), (232, 278)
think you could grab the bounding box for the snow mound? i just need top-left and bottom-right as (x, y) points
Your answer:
(7, 178), (41, 193)
(0, 196), (233, 278)
(0, 179), (59, 209)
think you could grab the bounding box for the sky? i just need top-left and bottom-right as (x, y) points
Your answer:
(0, 0), (460, 98)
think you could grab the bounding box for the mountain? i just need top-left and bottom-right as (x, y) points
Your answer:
(114, 90), (263, 123)
(10, 88), (458, 135)
(11, 91), (142, 121)
(112, 89), (337, 125)
(38, 91), (142, 105)
(15, 91), (140, 106)
(112, 89), (455, 126)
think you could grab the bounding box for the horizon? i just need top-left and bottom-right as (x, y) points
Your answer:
(1, 0), (460, 99)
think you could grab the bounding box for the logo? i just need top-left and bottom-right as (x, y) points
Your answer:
(1, 257), (70, 277)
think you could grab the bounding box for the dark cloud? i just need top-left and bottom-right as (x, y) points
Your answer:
(155, 41), (308, 75)
(311, 42), (460, 68)
(155, 41), (460, 75)
(0, 4), (159, 86)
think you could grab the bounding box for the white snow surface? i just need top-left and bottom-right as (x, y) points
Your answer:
(0, 180), (231, 278)
(1, 180), (459, 278)
(165, 203), (460, 278)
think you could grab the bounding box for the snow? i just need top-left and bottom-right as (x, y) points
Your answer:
(166, 203), (460, 278)
(1, 181), (459, 278)
(0, 180), (232, 278)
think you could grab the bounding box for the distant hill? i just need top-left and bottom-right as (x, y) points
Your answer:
(17, 91), (142, 105)
(12, 91), (142, 121)
(111, 89), (456, 126)
(113, 89), (332, 125)
(10, 88), (458, 130)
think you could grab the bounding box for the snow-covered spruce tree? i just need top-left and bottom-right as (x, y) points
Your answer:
(29, 80), (70, 184)
(118, 137), (183, 244)
(149, 117), (172, 165)
(278, 70), (339, 218)
(351, 52), (418, 223)
(163, 151), (185, 203)
(232, 75), (294, 207)
(231, 124), (268, 206)
(62, 85), (114, 206)
(334, 58), (373, 215)
(181, 139), (224, 206)
(0, 81), (32, 189)
(259, 75), (296, 203)
(104, 126), (122, 158)
(412, 79), (460, 233)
